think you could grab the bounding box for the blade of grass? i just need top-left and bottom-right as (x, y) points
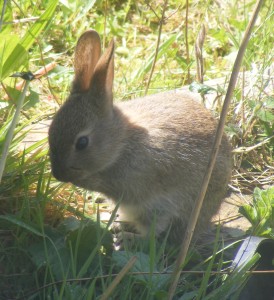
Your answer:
(72, 0), (96, 25)
(0, 81), (30, 183)
(196, 226), (220, 300)
(0, 0), (8, 31)
(204, 253), (260, 299)
(0, 214), (45, 237)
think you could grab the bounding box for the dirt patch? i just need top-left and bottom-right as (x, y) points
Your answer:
(214, 192), (251, 238)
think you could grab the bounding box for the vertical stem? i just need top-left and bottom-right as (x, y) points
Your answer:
(100, 256), (137, 300)
(145, 0), (169, 95)
(103, 0), (108, 50)
(0, 81), (30, 183)
(195, 24), (206, 83)
(0, 0), (8, 31)
(167, 0), (264, 298)
(185, 0), (190, 84)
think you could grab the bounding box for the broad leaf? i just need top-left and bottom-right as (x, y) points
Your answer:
(0, 0), (58, 80)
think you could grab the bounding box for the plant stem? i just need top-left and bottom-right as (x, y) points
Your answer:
(145, 0), (169, 95)
(168, 0), (265, 298)
(195, 24), (206, 83)
(100, 256), (137, 300)
(0, 81), (30, 183)
(185, 0), (190, 84)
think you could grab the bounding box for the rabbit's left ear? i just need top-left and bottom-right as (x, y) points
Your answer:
(92, 39), (114, 102)
(73, 30), (102, 92)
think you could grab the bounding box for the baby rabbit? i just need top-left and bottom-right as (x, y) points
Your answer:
(48, 30), (231, 242)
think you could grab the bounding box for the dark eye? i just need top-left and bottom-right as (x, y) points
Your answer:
(75, 136), (89, 150)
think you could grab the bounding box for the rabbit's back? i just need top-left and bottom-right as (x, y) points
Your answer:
(103, 91), (231, 238)
(119, 91), (217, 138)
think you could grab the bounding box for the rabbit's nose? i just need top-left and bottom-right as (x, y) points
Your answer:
(49, 153), (70, 182)
(51, 164), (70, 183)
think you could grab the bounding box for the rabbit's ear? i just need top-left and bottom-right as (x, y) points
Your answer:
(73, 30), (101, 92)
(91, 39), (114, 114)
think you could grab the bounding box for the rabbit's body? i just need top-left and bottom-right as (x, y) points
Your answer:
(49, 30), (231, 241)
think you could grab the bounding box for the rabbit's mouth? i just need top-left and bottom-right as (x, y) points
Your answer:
(70, 166), (82, 171)
(51, 164), (83, 183)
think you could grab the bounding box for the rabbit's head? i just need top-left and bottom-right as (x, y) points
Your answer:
(48, 30), (124, 183)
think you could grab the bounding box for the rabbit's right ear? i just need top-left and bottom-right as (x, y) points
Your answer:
(73, 30), (101, 92)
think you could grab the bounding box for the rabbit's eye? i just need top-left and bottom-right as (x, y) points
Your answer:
(75, 136), (89, 150)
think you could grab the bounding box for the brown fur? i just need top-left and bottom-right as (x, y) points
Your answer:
(48, 30), (231, 242)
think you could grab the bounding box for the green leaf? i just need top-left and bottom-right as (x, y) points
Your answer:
(0, 0), (58, 80)
(0, 36), (28, 80)
(179, 291), (198, 300)
(263, 97), (274, 109)
(255, 109), (274, 122)
(249, 98), (274, 123)
(239, 187), (274, 237)
(58, 216), (81, 233)
(112, 251), (169, 291)
(28, 235), (70, 280)
(189, 81), (217, 95)
(67, 220), (112, 258)
(239, 205), (257, 226)
(0, 214), (45, 237)
(4, 86), (40, 109)
(72, 0), (96, 24)
(66, 219), (112, 277)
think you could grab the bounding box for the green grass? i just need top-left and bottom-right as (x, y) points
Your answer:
(0, 0), (273, 299)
